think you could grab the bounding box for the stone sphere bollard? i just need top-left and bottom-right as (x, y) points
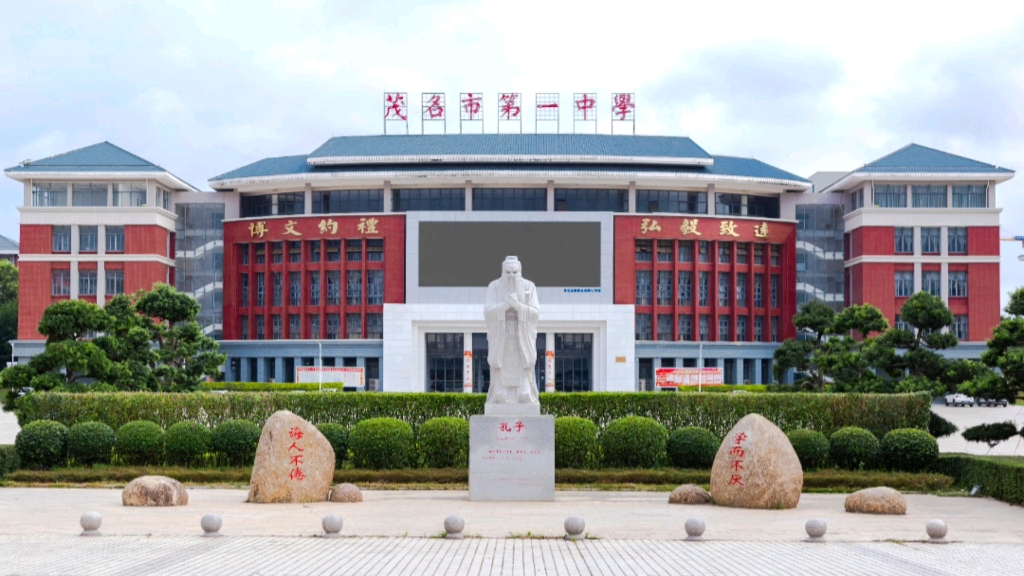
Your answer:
(805, 519), (827, 542)
(80, 511), (102, 537)
(444, 515), (465, 540)
(926, 519), (948, 543)
(684, 518), (705, 541)
(564, 516), (585, 541)
(201, 513), (223, 537)
(322, 514), (343, 539)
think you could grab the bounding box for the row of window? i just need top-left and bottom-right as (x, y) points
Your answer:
(636, 239), (782, 266)
(636, 313), (780, 342)
(238, 239), (383, 265)
(894, 271), (969, 298)
(52, 226), (125, 253)
(32, 182), (170, 209)
(239, 313), (383, 340)
(239, 270), (384, 307)
(853, 184), (987, 210)
(895, 314), (969, 340)
(637, 271), (781, 308)
(51, 269), (124, 296)
(894, 227), (968, 254)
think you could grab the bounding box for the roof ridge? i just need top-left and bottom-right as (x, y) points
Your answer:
(860, 142), (1008, 171)
(97, 141), (164, 169)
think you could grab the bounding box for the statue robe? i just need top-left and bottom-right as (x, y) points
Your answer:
(484, 277), (540, 404)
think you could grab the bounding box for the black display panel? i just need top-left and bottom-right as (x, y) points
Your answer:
(419, 222), (601, 287)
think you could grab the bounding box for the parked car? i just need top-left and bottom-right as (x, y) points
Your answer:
(944, 393), (975, 406)
(974, 397), (1010, 407)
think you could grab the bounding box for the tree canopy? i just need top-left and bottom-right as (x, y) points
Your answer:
(0, 260), (17, 366)
(960, 286), (1024, 401)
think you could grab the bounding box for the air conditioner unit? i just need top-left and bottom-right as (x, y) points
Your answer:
(368, 378), (380, 391)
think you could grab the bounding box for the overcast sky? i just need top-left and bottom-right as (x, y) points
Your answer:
(2, 0), (1022, 307)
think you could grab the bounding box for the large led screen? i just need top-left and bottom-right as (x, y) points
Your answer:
(419, 222), (601, 287)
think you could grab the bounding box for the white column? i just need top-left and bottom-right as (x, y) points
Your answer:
(71, 225), (80, 255)
(940, 263), (949, 304)
(304, 183), (313, 214)
(463, 331), (473, 393)
(383, 181), (392, 212)
(70, 262), (80, 299)
(914, 262), (922, 293)
(864, 182), (873, 207)
(96, 262), (106, 307)
(107, 183), (113, 207)
(97, 225), (106, 256)
(627, 181), (636, 213)
(464, 180), (473, 211)
(23, 181), (32, 207)
(146, 180), (156, 207)
(546, 180), (555, 211)
(913, 227), (922, 257)
(940, 227), (948, 257)
(545, 331), (555, 392)
(271, 194), (279, 215)
(987, 181), (995, 208)
(946, 184), (953, 209)
(707, 184), (716, 215)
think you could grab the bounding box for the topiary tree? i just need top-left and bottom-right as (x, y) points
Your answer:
(15, 420), (68, 469)
(962, 287), (1024, 401)
(164, 422), (212, 466)
(554, 417), (600, 469)
(67, 421), (115, 466)
(349, 418), (414, 470)
(666, 427), (718, 469)
(872, 292), (958, 393)
(786, 429), (830, 470)
(212, 419), (261, 467)
(962, 422), (1019, 450)
(928, 411), (958, 439)
(601, 416), (668, 468)
(417, 417), (469, 468)
(114, 421), (165, 465)
(829, 426), (879, 470)
(316, 423), (349, 468)
(878, 428), (939, 472)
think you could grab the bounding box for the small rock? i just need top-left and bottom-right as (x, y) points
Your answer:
(322, 514), (343, 538)
(844, 487), (907, 515)
(201, 513), (222, 537)
(668, 484), (711, 505)
(564, 516), (585, 541)
(80, 511), (102, 536)
(684, 518), (705, 540)
(329, 483), (363, 503)
(248, 410), (335, 504)
(710, 414), (803, 510)
(122, 476), (189, 507)
(805, 519), (827, 541)
(444, 515), (465, 539)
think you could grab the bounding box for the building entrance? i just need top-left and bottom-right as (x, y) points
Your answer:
(471, 332), (545, 394)
(426, 333), (463, 392)
(554, 333), (592, 392)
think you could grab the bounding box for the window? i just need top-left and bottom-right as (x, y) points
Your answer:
(327, 271), (341, 305)
(392, 188), (465, 211)
(426, 333), (464, 392)
(912, 185), (947, 208)
(699, 315), (710, 341)
(698, 241), (709, 263)
(473, 188), (547, 210)
(737, 273), (748, 307)
(346, 239), (362, 262)
(754, 244), (764, 265)
(718, 316), (730, 341)
(367, 313), (383, 339)
(874, 184), (907, 208)
(255, 273), (265, 306)
(275, 192), (304, 215)
(921, 227), (940, 253)
(718, 272), (730, 306)
(326, 314), (340, 339)
(635, 313), (652, 340)
(240, 195), (273, 217)
(754, 316), (763, 342)
(313, 190), (383, 213)
(895, 227), (914, 254)
(77, 270), (96, 295)
(100, 269), (123, 295)
(51, 269), (71, 296)
(953, 185), (987, 208)
(796, 252), (807, 272)
(678, 240), (693, 263)
(736, 243), (749, 264)
(747, 195), (780, 218)
(240, 316), (249, 340)
(657, 271), (673, 306)
(271, 241), (283, 263)
(737, 316), (748, 341)
(770, 317), (779, 342)
(949, 271), (968, 297)
(367, 239), (384, 262)
(635, 239), (652, 262)
(289, 314), (300, 339)
(72, 183), (107, 206)
(237, 244), (250, 266)
(895, 271), (914, 297)
(272, 272), (282, 306)
(895, 314), (911, 331)
(52, 226), (71, 252)
(367, 270), (384, 305)
(657, 240), (673, 262)
(105, 226), (125, 252)
(309, 314), (321, 339)
(678, 271), (692, 306)
(240, 274), (249, 307)
(158, 186), (170, 210)
(113, 183), (146, 207)
(289, 272), (301, 306)
(948, 227), (967, 254)
(698, 272), (709, 306)
(635, 271), (652, 305)
(953, 315), (968, 340)
(553, 188), (627, 211)
(636, 190), (707, 214)
(715, 193), (742, 215)
(308, 271), (320, 306)
(289, 241), (301, 263)
(718, 242), (732, 264)
(326, 240), (340, 262)
(346, 314), (362, 339)
(678, 315), (693, 341)
(272, 315), (282, 339)
(254, 243), (266, 264)
(770, 244), (781, 266)
(307, 240), (320, 263)
(754, 275), (763, 307)
(79, 226), (98, 252)
(657, 314), (673, 341)
(922, 271), (941, 296)
(32, 183), (67, 206)
(770, 275), (779, 308)
(346, 271), (362, 305)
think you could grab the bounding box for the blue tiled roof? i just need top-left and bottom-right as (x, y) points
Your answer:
(857, 144), (1014, 174)
(211, 155), (313, 182)
(0, 234), (18, 252)
(704, 155), (808, 183)
(307, 134), (712, 162)
(5, 141), (165, 172)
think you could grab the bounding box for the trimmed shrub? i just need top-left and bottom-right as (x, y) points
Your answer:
(962, 422), (1018, 448)
(667, 427), (718, 469)
(829, 426), (879, 470)
(15, 420), (68, 469)
(929, 411), (958, 439)
(114, 421), (165, 466)
(879, 428), (939, 472)
(417, 417), (470, 468)
(933, 455), (1024, 505)
(316, 423), (350, 467)
(786, 429), (830, 471)
(67, 422), (115, 466)
(0, 444), (20, 477)
(212, 420), (261, 467)
(165, 422), (212, 467)
(601, 416), (668, 468)
(350, 417), (414, 470)
(555, 417), (601, 469)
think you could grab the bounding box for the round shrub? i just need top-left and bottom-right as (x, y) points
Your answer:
(879, 428), (939, 472)
(555, 417), (600, 469)
(786, 429), (830, 471)
(601, 416), (668, 468)
(316, 423), (350, 467)
(829, 426), (879, 470)
(349, 418), (414, 470)
(115, 421), (165, 465)
(0, 444), (20, 477)
(212, 419), (261, 467)
(667, 427), (718, 469)
(417, 417), (470, 468)
(15, 420), (68, 469)
(164, 422), (213, 467)
(67, 422), (115, 466)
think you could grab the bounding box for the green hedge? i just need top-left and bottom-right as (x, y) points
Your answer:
(666, 427), (718, 469)
(201, 382), (349, 392)
(830, 426), (879, 470)
(416, 417), (469, 468)
(165, 422), (212, 467)
(349, 417), (414, 470)
(0, 444), (19, 477)
(932, 455), (1024, 505)
(879, 429), (938, 472)
(67, 422), (115, 466)
(15, 392), (931, 439)
(212, 420), (261, 467)
(316, 423), (349, 467)
(114, 421), (165, 466)
(554, 417), (601, 469)
(786, 429), (830, 471)
(602, 416), (668, 468)
(16, 420), (68, 469)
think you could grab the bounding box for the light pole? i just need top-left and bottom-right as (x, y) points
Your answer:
(317, 340), (323, 392)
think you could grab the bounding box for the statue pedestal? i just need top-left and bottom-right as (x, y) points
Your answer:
(469, 410), (555, 501)
(484, 403), (540, 416)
